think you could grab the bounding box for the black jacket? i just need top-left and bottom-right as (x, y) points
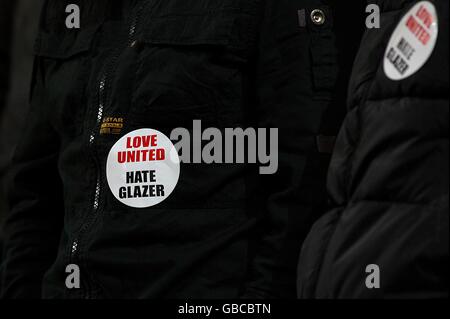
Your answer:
(298, 0), (449, 298)
(1, 0), (338, 298)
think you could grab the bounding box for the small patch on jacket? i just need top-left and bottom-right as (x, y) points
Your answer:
(100, 117), (124, 135)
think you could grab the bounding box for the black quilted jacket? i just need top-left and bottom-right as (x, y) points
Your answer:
(298, 0), (449, 299)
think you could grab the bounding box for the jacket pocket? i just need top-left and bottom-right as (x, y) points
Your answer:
(33, 25), (100, 137)
(130, 8), (258, 128)
(88, 207), (249, 298)
(138, 8), (256, 55)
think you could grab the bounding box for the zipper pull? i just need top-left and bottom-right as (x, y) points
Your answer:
(71, 241), (78, 254)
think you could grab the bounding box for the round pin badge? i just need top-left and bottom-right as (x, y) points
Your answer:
(106, 129), (180, 208)
(384, 1), (438, 81)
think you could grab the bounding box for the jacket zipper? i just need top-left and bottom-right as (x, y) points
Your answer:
(68, 3), (145, 298)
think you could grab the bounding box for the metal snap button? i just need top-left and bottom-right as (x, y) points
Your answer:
(311, 9), (326, 26)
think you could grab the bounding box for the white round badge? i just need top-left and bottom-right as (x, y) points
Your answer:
(106, 129), (180, 208)
(384, 1), (438, 81)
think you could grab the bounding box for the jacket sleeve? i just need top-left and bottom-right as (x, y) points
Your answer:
(1, 55), (64, 299)
(242, 0), (337, 298)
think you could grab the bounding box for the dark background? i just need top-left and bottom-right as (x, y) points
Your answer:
(0, 0), (366, 288)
